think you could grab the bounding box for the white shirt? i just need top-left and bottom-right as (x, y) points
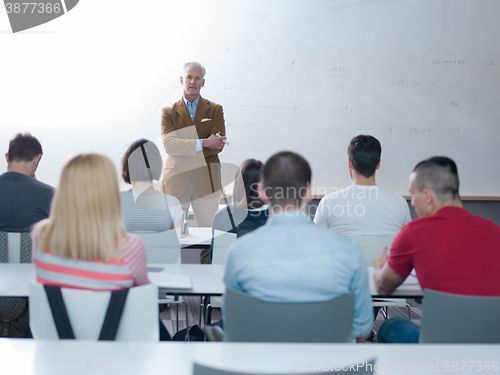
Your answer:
(313, 185), (411, 236)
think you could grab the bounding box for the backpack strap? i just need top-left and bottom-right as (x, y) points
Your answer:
(98, 288), (129, 341)
(44, 286), (130, 340)
(44, 285), (75, 339)
(226, 206), (236, 231)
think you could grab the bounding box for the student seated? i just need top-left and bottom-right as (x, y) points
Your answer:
(314, 135), (411, 325)
(223, 151), (374, 342)
(373, 156), (500, 343)
(210, 159), (269, 260)
(0, 133), (54, 232)
(32, 154), (170, 340)
(121, 139), (183, 233)
(314, 135), (410, 236)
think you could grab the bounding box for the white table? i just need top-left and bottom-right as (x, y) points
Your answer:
(0, 263), (36, 297)
(0, 263), (224, 298)
(0, 339), (498, 375)
(152, 263), (225, 296)
(368, 267), (422, 298)
(0, 264), (422, 299)
(180, 227), (212, 248)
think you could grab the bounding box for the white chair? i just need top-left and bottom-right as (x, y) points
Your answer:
(205, 230), (237, 317)
(212, 230), (237, 265)
(0, 232), (32, 338)
(350, 235), (396, 266)
(137, 228), (181, 264)
(349, 235), (411, 320)
(419, 289), (500, 343)
(137, 228), (186, 331)
(29, 282), (159, 341)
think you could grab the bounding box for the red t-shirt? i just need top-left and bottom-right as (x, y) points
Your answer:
(388, 206), (500, 296)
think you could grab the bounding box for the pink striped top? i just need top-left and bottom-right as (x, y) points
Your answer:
(34, 233), (149, 291)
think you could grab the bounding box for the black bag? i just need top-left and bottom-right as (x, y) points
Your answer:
(0, 297), (32, 338)
(173, 324), (205, 341)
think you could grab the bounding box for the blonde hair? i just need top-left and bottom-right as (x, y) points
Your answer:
(35, 154), (125, 262)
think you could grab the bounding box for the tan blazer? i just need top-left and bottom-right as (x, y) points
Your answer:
(161, 97), (225, 198)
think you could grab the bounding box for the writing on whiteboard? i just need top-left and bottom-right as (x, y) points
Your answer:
(432, 59), (466, 66)
(390, 126), (432, 134)
(328, 66), (348, 77)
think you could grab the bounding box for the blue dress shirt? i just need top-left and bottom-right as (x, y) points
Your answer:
(223, 211), (374, 339)
(183, 96), (204, 152)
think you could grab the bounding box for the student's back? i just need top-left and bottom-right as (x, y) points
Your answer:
(33, 154), (148, 291)
(314, 135), (410, 236)
(314, 185), (410, 236)
(0, 172), (54, 232)
(0, 133), (54, 232)
(389, 206), (500, 296)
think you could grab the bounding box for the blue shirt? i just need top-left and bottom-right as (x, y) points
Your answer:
(223, 211), (373, 339)
(183, 96), (200, 121)
(182, 96), (204, 152)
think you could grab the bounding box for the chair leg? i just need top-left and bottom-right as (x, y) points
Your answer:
(200, 296), (212, 327)
(406, 304), (411, 321)
(199, 296), (203, 326)
(381, 306), (388, 319)
(206, 304), (212, 325)
(176, 303), (179, 332)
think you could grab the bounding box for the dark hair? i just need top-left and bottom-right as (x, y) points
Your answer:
(262, 151), (311, 207)
(412, 156), (460, 201)
(8, 132), (42, 163)
(121, 139), (162, 184)
(239, 159), (264, 209)
(347, 135), (381, 178)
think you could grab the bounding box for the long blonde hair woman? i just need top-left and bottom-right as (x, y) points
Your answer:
(33, 154), (149, 290)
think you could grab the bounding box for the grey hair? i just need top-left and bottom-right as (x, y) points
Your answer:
(182, 61), (206, 78)
(413, 156), (460, 202)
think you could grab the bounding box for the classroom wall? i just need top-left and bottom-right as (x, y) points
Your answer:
(1, 0), (499, 196)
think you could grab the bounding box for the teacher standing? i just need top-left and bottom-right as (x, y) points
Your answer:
(161, 61), (227, 228)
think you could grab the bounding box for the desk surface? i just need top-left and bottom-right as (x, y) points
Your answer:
(368, 267), (422, 298)
(180, 227), (212, 247)
(0, 263), (36, 297)
(0, 264), (421, 298)
(153, 263), (225, 296)
(0, 339), (497, 375)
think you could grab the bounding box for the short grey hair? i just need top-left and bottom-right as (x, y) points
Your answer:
(413, 156), (460, 202)
(182, 61), (206, 78)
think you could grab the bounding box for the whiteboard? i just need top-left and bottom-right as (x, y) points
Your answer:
(1, 0), (499, 196)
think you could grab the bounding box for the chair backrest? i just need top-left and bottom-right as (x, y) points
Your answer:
(0, 232), (32, 263)
(349, 235), (396, 265)
(138, 228), (181, 263)
(419, 289), (500, 343)
(193, 358), (376, 374)
(212, 230), (237, 265)
(224, 288), (353, 343)
(29, 282), (159, 341)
